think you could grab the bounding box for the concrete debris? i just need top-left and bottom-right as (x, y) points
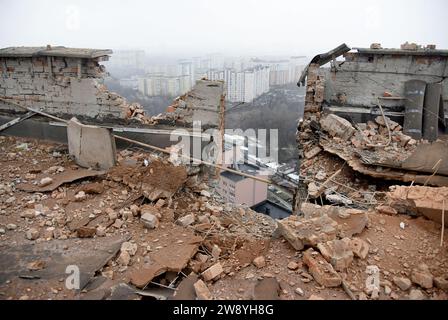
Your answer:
(303, 248), (342, 288)
(317, 238), (354, 271)
(202, 263), (223, 282)
(376, 205), (397, 216)
(434, 276), (448, 290)
(39, 177), (53, 187)
(320, 114), (355, 140)
(194, 280), (212, 300)
(411, 263), (433, 289)
(141, 212), (159, 229)
(349, 238), (369, 259)
(130, 240), (200, 288)
(393, 276), (412, 291)
(252, 256), (266, 268)
(304, 146), (322, 160)
(177, 214), (196, 227)
(25, 228), (40, 240)
(387, 185), (448, 226)
(300, 203), (369, 238)
(408, 289), (426, 300)
(67, 117), (117, 170)
(18, 168), (105, 193)
(277, 214), (338, 250)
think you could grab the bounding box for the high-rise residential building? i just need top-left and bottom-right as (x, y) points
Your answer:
(207, 65), (269, 103)
(137, 74), (191, 97)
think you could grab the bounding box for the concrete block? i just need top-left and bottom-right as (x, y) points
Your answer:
(67, 117), (116, 170)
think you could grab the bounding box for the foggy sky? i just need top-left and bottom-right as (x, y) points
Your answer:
(1, 0), (447, 57)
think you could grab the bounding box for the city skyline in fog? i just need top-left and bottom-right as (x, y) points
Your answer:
(1, 0), (447, 58)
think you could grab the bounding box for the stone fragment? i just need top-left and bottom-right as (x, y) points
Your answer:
(320, 114), (356, 140)
(141, 213), (159, 229)
(121, 241), (138, 256)
(277, 215), (338, 250)
(77, 226), (96, 238)
(411, 263), (433, 289)
(253, 256), (266, 268)
(177, 214), (195, 227)
(117, 250), (131, 266)
(39, 177), (53, 187)
(434, 276), (448, 290)
(409, 289), (425, 300)
(376, 205), (397, 215)
(303, 248), (342, 288)
(393, 276), (412, 291)
(25, 228), (39, 240)
(350, 238), (369, 259)
(202, 263), (223, 282)
(317, 238), (353, 271)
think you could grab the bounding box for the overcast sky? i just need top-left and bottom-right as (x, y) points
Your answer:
(1, 0), (447, 57)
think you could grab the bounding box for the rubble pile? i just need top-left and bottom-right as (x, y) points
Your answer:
(0, 135), (447, 300)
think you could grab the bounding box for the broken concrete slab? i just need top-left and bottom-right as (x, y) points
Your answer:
(303, 248), (342, 288)
(277, 214), (338, 250)
(299, 203), (369, 238)
(320, 140), (448, 187)
(320, 113), (356, 140)
(387, 185), (448, 226)
(67, 117), (117, 170)
(317, 238), (354, 271)
(0, 235), (128, 289)
(17, 168), (105, 193)
(130, 240), (201, 288)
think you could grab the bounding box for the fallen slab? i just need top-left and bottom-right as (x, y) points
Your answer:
(130, 240), (201, 288)
(0, 235), (128, 289)
(67, 117), (117, 170)
(300, 203), (369, 237)
(17, 168), (105, 192)
(320, 140), (448, 187)
(387, 185), (448, 226)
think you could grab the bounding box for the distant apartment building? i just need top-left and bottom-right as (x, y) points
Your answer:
(119, 76), (139, 90)
(109, 50), (146, 70)
(216, 163), (268, 207)
(206, 65), (270, 103)
(138, 73), (191, 97)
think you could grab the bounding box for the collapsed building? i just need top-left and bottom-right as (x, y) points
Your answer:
(294, 43), (448, 212)
(0, 46), (225, 150)
(0, 44), (447, 301)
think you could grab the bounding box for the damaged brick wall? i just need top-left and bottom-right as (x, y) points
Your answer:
(0, 56), (145, 122)
(324, 51), (448, 110)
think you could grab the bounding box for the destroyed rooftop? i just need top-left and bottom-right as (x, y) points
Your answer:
(0, 46), (113, 59)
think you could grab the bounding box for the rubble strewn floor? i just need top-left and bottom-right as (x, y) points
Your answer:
(0, 135), (447, 300)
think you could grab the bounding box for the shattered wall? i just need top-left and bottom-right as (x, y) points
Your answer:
(323, 51), (448, 110)
(0, 56), (145, 122)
